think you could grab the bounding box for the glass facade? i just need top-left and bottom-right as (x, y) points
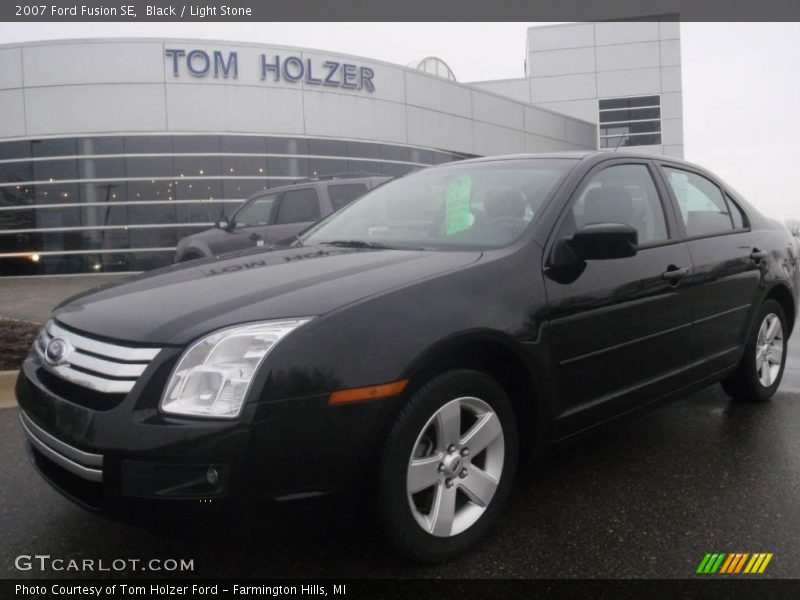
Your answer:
(598, 95), (662, 149)
(0, 134), (469, 275)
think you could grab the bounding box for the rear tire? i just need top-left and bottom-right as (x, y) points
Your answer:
(376, 370), (518, 563)
(721, 299), (788, 402)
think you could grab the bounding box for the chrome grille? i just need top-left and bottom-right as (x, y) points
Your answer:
(34, 320), (161, 394)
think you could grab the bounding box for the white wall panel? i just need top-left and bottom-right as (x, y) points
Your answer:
(595, 22), (660, 46)
(531, 73), (596, 103)
(0, 90), (25, 137)
(404, 71), (471, 119)
(528, 23), (595, 52)
(471, 91), (524, 130)
(597, 68), (661, 98)
(529, 47), (596, 78)
(165, 84), (303, 134)
(472, 122), (525, 156)
(468, 79), (530, 104)
(302, 91), (407, 143)
(0, 48), (23, 90)
(26, 84), (166, 135)
(596, 42), (660, 72)
(24, 42), (164, 87)
(405, 106), (473, 154)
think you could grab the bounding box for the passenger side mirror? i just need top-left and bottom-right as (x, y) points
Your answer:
(569, 223), (638, 261)
(217, 216), (230, 230)
(551, 223), (638, 268)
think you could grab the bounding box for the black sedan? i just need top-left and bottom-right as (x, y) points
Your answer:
(16, 152), (798, 562)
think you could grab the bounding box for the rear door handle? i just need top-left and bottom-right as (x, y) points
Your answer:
(750, 248), (768, 262)
(661, 266), (690, 283)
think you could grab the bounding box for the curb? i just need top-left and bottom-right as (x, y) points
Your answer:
(0, 370), (18, 409)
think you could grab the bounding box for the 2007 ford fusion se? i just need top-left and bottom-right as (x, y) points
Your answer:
(17, 152), (798, 561)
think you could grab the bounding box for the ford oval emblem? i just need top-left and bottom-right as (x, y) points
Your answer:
(44, 337), (72, 366)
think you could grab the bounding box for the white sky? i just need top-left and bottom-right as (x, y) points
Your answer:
(1, 22), (799, 221)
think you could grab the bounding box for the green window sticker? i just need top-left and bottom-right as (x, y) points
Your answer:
(445, 175), (472, 236)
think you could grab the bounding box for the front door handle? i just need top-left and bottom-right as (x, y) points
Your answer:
(750, 248), (768, 262)
(662, 266), (690, 283)
(249, 233), (262, 241)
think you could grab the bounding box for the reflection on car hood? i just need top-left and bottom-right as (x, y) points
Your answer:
(53, 245), (482, 345)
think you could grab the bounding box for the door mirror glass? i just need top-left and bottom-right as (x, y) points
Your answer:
(569, 223), (639, 261)
(217, 216), (230, 230)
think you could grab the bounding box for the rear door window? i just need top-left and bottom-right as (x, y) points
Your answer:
(274, 188), (321, 224)
(662, 167), (733, 237)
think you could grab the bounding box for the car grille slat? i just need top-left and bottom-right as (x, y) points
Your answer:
(35, 320), (162, 394)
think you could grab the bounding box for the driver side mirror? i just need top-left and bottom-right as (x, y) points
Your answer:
(551, 223), (638, 267)
(216, 216), (230, 230)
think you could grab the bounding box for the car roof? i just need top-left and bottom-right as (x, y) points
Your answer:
(457, 150), (708, 173)
(245, 175), (388, 198)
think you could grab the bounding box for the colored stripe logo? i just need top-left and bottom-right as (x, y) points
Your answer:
(696, 553), (773, 574)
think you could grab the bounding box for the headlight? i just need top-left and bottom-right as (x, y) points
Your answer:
(160, 318), (312, 419)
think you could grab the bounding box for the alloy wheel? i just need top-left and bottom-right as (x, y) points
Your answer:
(756, 312), (784, 387)
(406, 396), (505, 537)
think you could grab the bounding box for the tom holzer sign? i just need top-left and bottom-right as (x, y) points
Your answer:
(165, 48), (377, 92)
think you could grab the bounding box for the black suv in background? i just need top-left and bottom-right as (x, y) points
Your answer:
(174, 173), (390, 261)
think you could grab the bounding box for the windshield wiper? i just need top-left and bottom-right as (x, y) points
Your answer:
(322, 240), (398, 250)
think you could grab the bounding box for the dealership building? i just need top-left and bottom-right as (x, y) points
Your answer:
(0, 18), (682, 275)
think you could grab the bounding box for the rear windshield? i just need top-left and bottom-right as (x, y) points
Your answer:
(300, 158), (576, 250)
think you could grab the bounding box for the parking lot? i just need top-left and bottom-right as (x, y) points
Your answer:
(1, 276), (800, 579)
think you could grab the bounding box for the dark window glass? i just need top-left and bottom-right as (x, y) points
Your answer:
(0, 161), (32, 184)
(346, 160), (380, 175)
(601, 121), (661, 136)
(125, 136), (173, 154)
(663, 167), (733, 237)
(172, 136), (221, 154)
(308, 139), (347, 157)
(0, 207), (36, 231)
(274, 188), (320, 224)
(726, 194), (747, 229)
(128, 202), (177, 225)
(267, 157), (308, 179)
(79, 137), (125, 155)
(570, 164), (668, 245)
(36, 183), (77, 205)
(410, 148), (433, 165)
(222, 156), (268, 178)
(127, 179), (174, 202)
(174, 156), (221, 178)
(600, 134), (662, 149)
(0, 184), (35, 208)
(346, 141), (381, 159)
(81, 204), (129, 228)
(32, 159), (78, 182)
(599, 107), (661, 123)
(432, 152), (461, 165)
(0, 140), (31, 161)
(599, 95), (660, 110)
(328, 183), (367, 211)
(223, 179), (271, 199)
(220, 136), (267, 154)
(381, 145), (412, 162)
(266, 137), (308, 155)
(233, 194), (277, 228)
(129, 227), (180, 248)
(79, 181), (126, 205)
(310, 158), (348, 177)
(31, 138), (77, 158)
(78, 157), (125, 179)
(126, 156), (174, 178)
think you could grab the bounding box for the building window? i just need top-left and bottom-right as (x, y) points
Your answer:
(598, 95), (661, 149)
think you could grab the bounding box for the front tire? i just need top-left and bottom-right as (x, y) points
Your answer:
(722, 299), (788, 402)
(376, 370), (518, 562)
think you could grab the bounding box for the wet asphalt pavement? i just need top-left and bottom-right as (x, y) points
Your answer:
(2, 336), (800, 579)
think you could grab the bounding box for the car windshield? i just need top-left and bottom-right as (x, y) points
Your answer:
(300, 158), (577, 250)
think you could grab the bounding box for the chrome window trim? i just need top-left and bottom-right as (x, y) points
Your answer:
(0, 223), (213, 236)
(0, 199), (245, 211)
(1, 247), (175, 258)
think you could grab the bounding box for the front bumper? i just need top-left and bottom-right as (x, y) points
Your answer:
(16, 349), (397, 511)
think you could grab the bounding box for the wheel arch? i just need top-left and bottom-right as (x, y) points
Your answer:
(764, 282), (796, 335)
(399, 330), (547, 458)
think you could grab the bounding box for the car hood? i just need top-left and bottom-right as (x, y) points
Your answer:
(52, 245), (482, 345)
